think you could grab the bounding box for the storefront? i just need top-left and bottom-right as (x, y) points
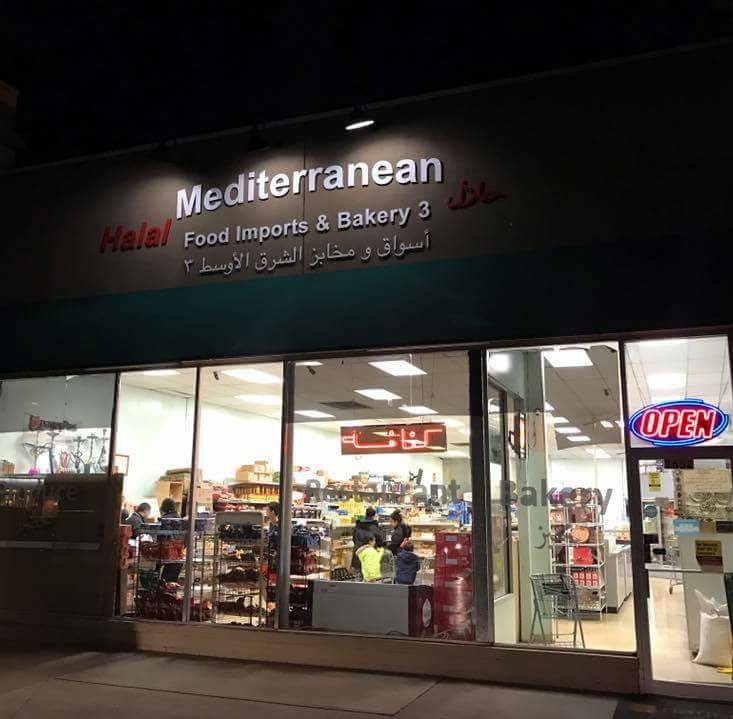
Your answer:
(0, 43), (732, 700)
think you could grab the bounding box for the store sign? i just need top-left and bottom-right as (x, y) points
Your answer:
(695, 539), (723, 568)
(628, 399), (729, 447)
(340, 422), (447, 455)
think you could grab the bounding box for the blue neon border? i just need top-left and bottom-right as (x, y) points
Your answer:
(628, 397), (730, 448)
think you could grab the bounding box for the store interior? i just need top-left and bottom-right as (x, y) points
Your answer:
(0, 336), (731, 688)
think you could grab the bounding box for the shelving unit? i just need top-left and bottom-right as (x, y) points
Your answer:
(213, 511), (267, 627)
(550, 502), (606, 617)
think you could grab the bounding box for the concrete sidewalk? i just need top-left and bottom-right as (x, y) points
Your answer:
(0, 647), (729, 719)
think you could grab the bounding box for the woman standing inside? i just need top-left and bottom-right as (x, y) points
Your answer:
(388, 509), (411, 556)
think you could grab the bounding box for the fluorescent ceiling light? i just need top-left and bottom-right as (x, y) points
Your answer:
(399, 405), (438, 415)
(296, 361), (323, 367)
(548, 415), (569, 424)
(345, 107), (375, 131)
(354, 388), (402, 401)
(567, 435), (591, 442)
(443, 450), (469, 458)
(370, 360), (426, 377)
(555, 426), (581, 434)
(543, 349), (592, 368)
(647, 372), (685, 390)
(586, 447), (611, 458)
(222, 368), (282, 384)
(600, 420), (614, 429)
(295, 410), (335, 419)
(236, 394), (282, 406)
(615, 420), (624, 428)
(142, 369), (180, 377)
(544, 402), (554, 412)
(488, 353), (511, 373)
(641, 339), (688, 347)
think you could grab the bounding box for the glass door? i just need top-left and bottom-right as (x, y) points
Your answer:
(630, 452), (733, 696)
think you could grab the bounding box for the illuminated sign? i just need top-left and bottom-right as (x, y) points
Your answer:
(628, 399), (729, 447)
(340, 422), (447, 455)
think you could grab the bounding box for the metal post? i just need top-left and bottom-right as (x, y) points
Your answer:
(468, 349), (493, 643)
(276, 361), (295, 630)
(618, 339), (653, 690)
(182, 367), (202, 624)
(102, 371), (122, 617)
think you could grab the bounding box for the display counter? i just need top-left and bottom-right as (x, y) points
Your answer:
(311, 579), (433, 637)
(606, 544), (633, 612)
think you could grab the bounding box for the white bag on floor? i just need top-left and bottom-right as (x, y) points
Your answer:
(693, 612), (732, 668)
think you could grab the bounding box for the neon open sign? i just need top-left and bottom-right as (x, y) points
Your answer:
(628, 399), (729, 447)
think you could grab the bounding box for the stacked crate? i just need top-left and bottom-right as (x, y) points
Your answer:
(434, 530), (474, 640)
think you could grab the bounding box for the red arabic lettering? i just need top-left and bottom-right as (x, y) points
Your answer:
(447, 180), (508, 210)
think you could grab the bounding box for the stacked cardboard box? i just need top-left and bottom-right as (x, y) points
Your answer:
(235, 461), (273, 484)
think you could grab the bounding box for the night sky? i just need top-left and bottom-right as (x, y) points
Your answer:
(2, 3), (730, 165)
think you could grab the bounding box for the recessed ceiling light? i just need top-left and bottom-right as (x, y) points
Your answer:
(223, 368), (282, 384)
(296, 361), (323, 367)
(647, 373), (685, 390)
(295, 410), (335, 419)
(586, 447), (611, 458)
(548, 416), (569, 424)
(600, 420), (614, 429)
(369, 360), (426, 377)
(544, 402), (554, 412)
(567, 435), (591, 442)
(354, 388), (402, 401)
(543, 349), (592, 368)
(399, 405), (438, 415)
(142, 369), (180, 377)
(236, 394), (282, 406)
(555, 426), (581, 434)
(488, 353), (511, 373)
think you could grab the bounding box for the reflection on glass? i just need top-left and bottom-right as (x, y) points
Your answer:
(488, 343), (636, 652)
(290, 351), (475, 640)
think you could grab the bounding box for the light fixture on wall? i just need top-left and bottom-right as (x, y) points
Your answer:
(345, 106), (375, 131)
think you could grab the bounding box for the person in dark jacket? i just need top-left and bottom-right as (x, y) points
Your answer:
(395, 541), (420, 584)
(351, 507), (383, 579)
(159, 497), (179, 518)
(388, 509), (411, 556)
(126, 502), (151, 538)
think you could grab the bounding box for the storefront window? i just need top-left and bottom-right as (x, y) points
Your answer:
(0, 373), (117, 615)
(624, 336), (733, 448)
(488, 344), (636, 651)
(289, 351), (475, 639)
(197, 363), (283, 628)
(115, 369), (196, 620)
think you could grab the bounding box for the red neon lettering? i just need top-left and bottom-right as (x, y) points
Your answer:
(341, 430), (398, 450)
(677, 409), (697, 439)
(658, 409), (679, 438)
(640, 409), (661, 436)
(694, 409), (716, 438)
(100, 225), (123, 253)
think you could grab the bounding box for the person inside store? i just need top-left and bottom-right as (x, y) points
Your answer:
(125, 502), (151, 538)
(395, 540), (420, 585)
(159, 497), (179, 519)
(388, 509), (412, 556)
(355, 535), (384, 582)
(351, 506), (383, 580)
(377, 535), (395, 582)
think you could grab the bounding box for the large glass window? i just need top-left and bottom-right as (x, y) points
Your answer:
(289, 351), (475, 640)
(196, 363), (283, 628)
(115, 369), (196, 620)
(488, 344), (636, 652)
